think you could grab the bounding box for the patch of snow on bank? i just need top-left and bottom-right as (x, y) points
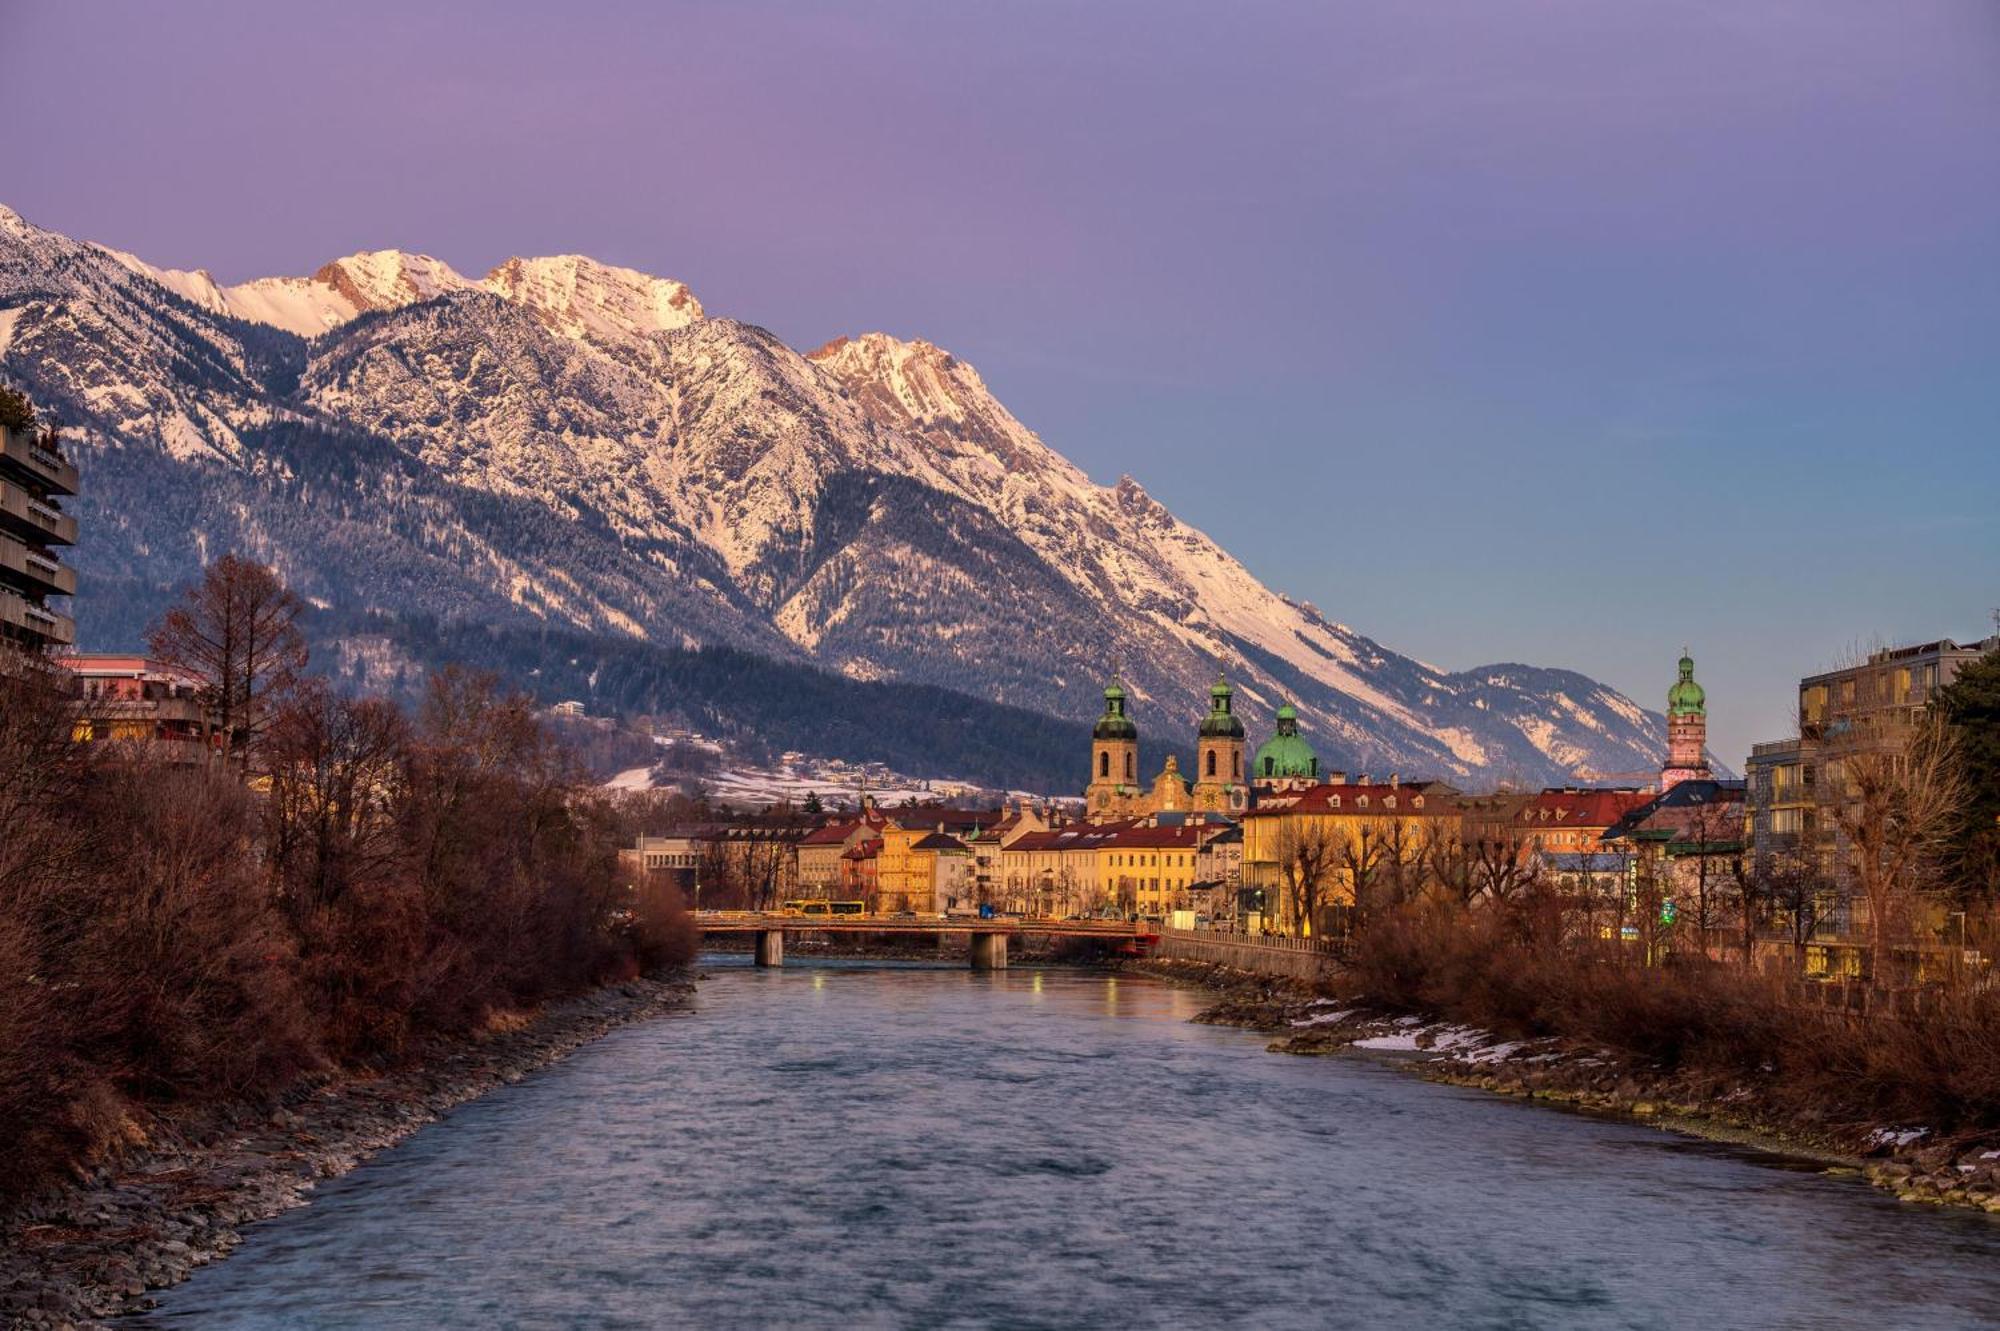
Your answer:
(1290, 1010), (1356, 1028)
(1869, 1127), (1930, 1149)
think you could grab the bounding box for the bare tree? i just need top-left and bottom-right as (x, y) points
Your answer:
(1828, 716), (1964, 982)
(147, 554), (307, 770)
(1278, 820), (1340, 936)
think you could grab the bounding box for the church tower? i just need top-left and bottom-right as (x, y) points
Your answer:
(1193, 675), (1247, 812)
(1085, 680), (1140, 818)
(1660, 651), (1711, 791)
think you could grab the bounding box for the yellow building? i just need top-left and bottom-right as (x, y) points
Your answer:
(1096, 822), (1210, 919)
(1240, 780), (1456, 935)
(875, 822), (973, 915)
(1002, 823), (1117, 917)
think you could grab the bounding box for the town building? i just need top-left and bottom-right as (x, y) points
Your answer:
(1660, 652), (1711, 791)
(876, 823), (975, 914)
(960, 803), (1049, 907)
(1240, 778), (1457, 936)
(1600, 777), (1748, 943)
(1745, 633), (1999, 875)
(795, 811), (888, 897)
(0, 415), (78, 652)
(1096, 818), (1228, 920)
(61, 654), (215, 760)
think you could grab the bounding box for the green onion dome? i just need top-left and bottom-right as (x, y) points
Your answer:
(1198, 675), (1246, 739)
(1253, 702), (1320, 780)
(1093, 679), (1138, 741)
(1667, 654), (1706, 717)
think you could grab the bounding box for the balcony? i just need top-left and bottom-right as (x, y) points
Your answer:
(0, 425), (78, 497)
(0, 588), (75, 646)
(0, 533), (75, 597)
(0, 479), (76, 546)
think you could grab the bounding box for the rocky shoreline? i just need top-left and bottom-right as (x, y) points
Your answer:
(1127, 956), (2000, 1220)
(0, 972), (697, 1330)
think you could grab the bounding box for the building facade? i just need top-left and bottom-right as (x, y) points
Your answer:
(61, 655), (216, 761)
(0, 417), (78, 653)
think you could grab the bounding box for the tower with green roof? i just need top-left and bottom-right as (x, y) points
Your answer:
(1661, 650), (1712, 791)
(1085, 679), (1141, 816)
(1253, 702), (1321, 790)
(1193, 674), (1248, 811)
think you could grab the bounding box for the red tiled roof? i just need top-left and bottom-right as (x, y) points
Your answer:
(1243, 782), (1445, 817)
(1097, 824), (1206, 850)
(1516, 788), (1652, 829)
(800, 820), (865, 846)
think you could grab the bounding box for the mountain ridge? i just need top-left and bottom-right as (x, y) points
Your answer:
(0, 202), (1678, 787)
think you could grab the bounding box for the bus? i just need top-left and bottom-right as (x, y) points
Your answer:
(781, 899), (868, 918)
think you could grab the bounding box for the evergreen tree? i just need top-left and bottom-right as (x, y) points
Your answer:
(1931, 633), (2000, 902)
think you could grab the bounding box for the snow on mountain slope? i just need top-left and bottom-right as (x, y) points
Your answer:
(0, 202), (1673, 785)
(484, 255), (703, 346)
(104, 245), (476, 337)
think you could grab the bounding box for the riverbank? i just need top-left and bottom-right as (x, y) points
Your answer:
(1125, 956), (2000, 1218)
(0, 972), (696, 1329)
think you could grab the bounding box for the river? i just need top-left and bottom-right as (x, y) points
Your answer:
(141, 956), (2000, 1329)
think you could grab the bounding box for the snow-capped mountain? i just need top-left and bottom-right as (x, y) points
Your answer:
(0, 203), (1672, 786)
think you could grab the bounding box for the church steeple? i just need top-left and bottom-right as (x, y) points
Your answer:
(1085, 679), (1141, 817)
(1193, 674), (1247, 812)
(1661, 650), (1711, 791)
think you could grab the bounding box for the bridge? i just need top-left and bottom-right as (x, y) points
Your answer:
(692, 911), (1155, 969)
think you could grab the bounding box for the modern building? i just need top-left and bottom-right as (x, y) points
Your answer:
(1745, 634), (1999, 874)
(0, 416), (79, 652)
(61, 654), (216, 760)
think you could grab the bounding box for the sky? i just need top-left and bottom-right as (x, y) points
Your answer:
(3, 0), (1996, 763)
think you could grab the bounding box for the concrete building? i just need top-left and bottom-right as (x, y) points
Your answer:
(1745, 634), (1999, 874)
(0, 419), (78, 652)
(61, 654), (215, 760)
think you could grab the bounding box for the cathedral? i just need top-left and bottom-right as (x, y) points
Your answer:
(1083, 676), (1320, 820)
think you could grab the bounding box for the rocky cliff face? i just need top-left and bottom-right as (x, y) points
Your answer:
(0, 203), (1668, 785)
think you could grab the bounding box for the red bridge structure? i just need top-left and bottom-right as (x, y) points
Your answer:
(692, 911), (1158, 969)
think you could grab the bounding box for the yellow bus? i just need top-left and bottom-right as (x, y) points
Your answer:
(781, 899), (867, 918)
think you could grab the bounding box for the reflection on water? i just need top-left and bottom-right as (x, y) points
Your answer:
(145, 956), (2000, 1329)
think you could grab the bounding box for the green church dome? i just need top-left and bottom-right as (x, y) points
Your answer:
(1668, 653), (1706, 717)
(1198, 674), (1246, 739)
(1093, 679), (1138, 741)
(1253, 702), (1320, 781)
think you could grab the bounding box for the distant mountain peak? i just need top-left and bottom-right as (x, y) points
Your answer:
(309, 249), (473, 312)
(482, 254), (703, 345)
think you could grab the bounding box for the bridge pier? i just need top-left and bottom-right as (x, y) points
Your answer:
(970, 932), (1009, 971)
(755, 929), (785, 968)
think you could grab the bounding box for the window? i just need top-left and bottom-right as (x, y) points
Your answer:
(1125, 753), (1134, 780)
(1206, 750), (1217, 777)
(1232, 752), (1241, 778)
(1263, 756), (1275, 777)
(1099, 751), (1109, 779)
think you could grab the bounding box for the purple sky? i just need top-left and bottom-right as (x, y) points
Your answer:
(5, 0), (1998, 762)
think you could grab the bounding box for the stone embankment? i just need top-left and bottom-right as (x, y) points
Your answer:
(1127, 954), (2000, 1220)
(0, 973), (696, 1330)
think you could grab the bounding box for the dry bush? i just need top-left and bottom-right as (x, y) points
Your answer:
(1347, 897), (2000, 1135)
(627, 871), (700, 973)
